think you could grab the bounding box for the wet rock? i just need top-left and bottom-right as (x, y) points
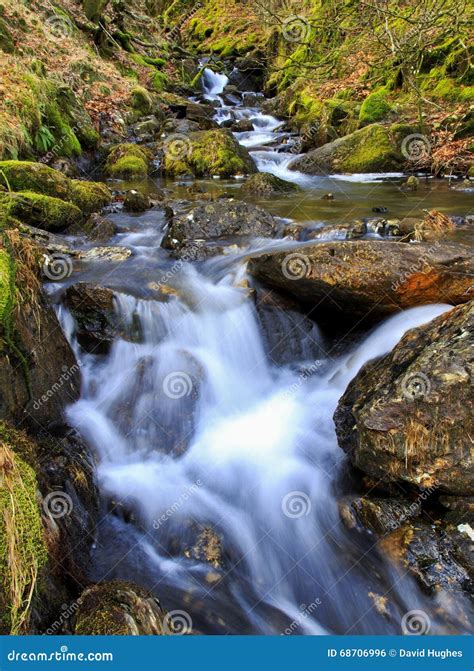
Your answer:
(81, 213), (117, 242)
(334, 301), (474, 495)
(232, 118), (254, 132)
(322, 193), (334, 200)
(338, 496), (422, 537)
(289, 124), (410, 174)
(0, 231), (80, 428)
(241, 172), (301, 196)
(74, 582), (168, 635)
(63, 283), (119, 354)
(378, 520), (473, 600)
(123, 189), (151, 213)
(229, 57), (266, 92)
(37, 425), (99, 590)
(162, 199), (278, 255)
(255, 288), (324, 365)
(161, 129), (257, 178)
(183, 525), (226, 570)
(78, 246), (132, 262)
(249, 240), (473, 321)
(131, 115), (161, 138)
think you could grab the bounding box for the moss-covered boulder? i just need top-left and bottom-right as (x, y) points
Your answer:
(289, 124), (410, 174)
(162, 129), (257, 178)
(74, 582), (168, 635)
(104, 144), (152, 179)
(69, 180), (112, 217)
(82, 0), (110, 23)
(0, 425), (48, 634)
(240, 172), (301, 196)
(334, 301), (474, 495)
(0, 161), (72, 201)
(358, 88), (392, 126)
(1, 192), (82, 232)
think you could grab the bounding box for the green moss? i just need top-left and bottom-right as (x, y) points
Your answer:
(163, 129), (256, 178)
(0, 247), (12, 326)
(130, 86), (153, 114)
(105, 144), (151, 178)
(0, 425), (48, 634)
(1, 192), (82, 231)
(359, 88), (392, 125)
(43, 103), (81, 158)
(339, 124), (402, 173)
(0, 161), (72, 200)
(150, 70), (168, 93)
(69, 180), (111, 216)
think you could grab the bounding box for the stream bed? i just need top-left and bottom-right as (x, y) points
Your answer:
(48, 68), (473, 635)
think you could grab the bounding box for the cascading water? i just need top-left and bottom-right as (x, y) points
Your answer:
(62, 245), (455, 634)
(52, 66), (471, 636)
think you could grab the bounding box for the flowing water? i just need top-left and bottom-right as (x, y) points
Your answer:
(54, 68), (472, 634)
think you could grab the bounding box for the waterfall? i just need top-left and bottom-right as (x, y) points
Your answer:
(201, 67), (229, 99)
(64, 254), (452, 634)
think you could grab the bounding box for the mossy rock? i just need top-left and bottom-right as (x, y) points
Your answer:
(162, 129), (257, 178)
(289, 124), (409, 174)
(105, 144), (151, 179)
(69, 180), (112, 216)
(0, 424), (48, 634)
(0, 162), (71, 201)
(359, 88), (392, 126)
(241, 172), (301, 196)
(1, 192), (82, 232)
(130, 86), (153, 115)
(43, 103), (81, 158)
(74, 582), (167, 635)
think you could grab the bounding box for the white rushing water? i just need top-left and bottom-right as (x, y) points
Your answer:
(64, 251), (452, 633)
(201, 67), (229, 100)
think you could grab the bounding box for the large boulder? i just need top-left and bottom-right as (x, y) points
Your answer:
(162, 199), (278, 256)
(161, 129), (257, 178)
(0, 230), (80, 428)
(248, 240), (473, 320)
(334, 301), (473, 495)
(104, 144), (152, 179)
(288, 124), (411, 174)
(74, 582), (169, 635)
